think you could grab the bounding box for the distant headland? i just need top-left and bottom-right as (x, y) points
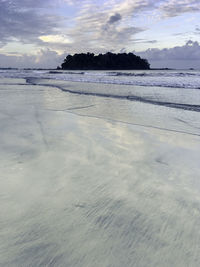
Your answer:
(59, 52), (150, 70)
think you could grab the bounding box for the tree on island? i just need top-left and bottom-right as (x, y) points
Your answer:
(59, 52), (150, 70)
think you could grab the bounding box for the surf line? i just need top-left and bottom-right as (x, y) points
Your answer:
(26, 77), (200, 113)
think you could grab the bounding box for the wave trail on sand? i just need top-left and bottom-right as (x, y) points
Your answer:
(26, 77), (200, 112)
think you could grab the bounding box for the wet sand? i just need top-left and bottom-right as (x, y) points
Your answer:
(1, 78), (200, 266)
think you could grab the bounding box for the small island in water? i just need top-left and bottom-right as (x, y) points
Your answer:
(59, 52), (150, 70)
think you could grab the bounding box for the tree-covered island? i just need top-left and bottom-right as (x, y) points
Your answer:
(60, 52), (150, 70)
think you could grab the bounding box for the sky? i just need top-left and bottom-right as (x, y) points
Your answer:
(0, 0), (200, 69)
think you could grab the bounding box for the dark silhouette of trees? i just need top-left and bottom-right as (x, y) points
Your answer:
(60, 52), (150, 70)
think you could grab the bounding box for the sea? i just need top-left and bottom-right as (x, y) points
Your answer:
(1, 68), (200, 109)
(1, 68), (200, 89)
(0, 69), (200, 266)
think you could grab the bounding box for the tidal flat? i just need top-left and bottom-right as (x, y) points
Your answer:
(0, 77), (200, 266)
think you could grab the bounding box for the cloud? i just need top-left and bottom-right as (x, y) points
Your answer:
(1, 40), (200, 69)
(2, 0), (199, 55)
(108, 13), (122, 24)
(0, 0), (62, 47)
(134, 39), (158, 44)
(138, 40), (200, 60)
(111, 0), (156, 17)
(195, 26), (200, 33)
(0, 49), (65, 68)
(160, 0), (200, 17)
(61, 0), (151, 53)
(137, 40), (200, 68)
(1, 0), (200, 68)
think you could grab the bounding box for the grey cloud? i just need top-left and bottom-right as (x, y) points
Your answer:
(66, 1), (147, 53)
(160, 0), (200, 17)
(2, 40), (199, 69)
(2, 0), (200, 68)
(41, 0), (155, 53)
(137, 40), (200, 68)
(0, 49), (65, 68)
(108, 13), (122, 24)
(146, 40), (157, 44)
(138, 40), (200, 60)
(60, 25), (145, 55)
(113, 0), (156, 18)
(98, 24), (145, 51)
(195, 27), (200, 33)
(120, 48), (127, 53)
(0, 0), (62, 46)
(134, 39), (157, 44)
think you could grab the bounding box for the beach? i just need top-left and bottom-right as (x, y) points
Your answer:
(1, 74), (200, 266)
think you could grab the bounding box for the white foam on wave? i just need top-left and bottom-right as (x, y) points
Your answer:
(0, 69), (200, 89)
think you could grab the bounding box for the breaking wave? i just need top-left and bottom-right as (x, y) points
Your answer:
(0, 68), (200, 89)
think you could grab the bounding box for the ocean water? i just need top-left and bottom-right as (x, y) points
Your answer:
(0, 69), (200, 266)
(1, 68), (200, 89)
